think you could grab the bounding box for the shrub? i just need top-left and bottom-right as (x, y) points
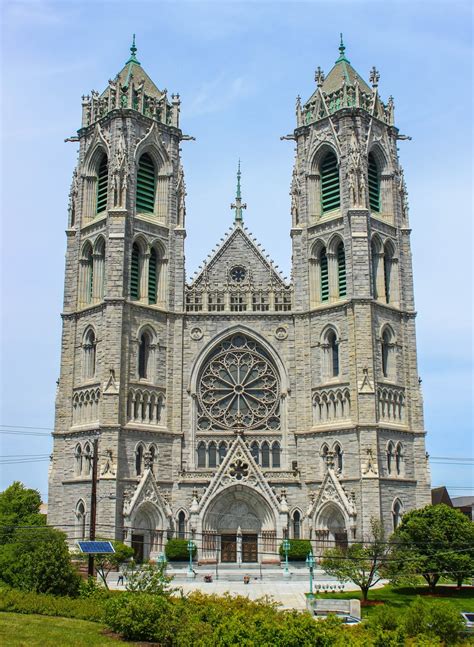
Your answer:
(104, 593), (175, 643)
(404, 597), (464, 645)
(0, 586), (104, 622)
(165, 538), (196, 561)
(279, 539), (313, 561)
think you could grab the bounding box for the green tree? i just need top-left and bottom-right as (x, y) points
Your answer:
(0, 482), (45, 545)
(389, 504), (474, 592)
(320, 517), (390, 601)
(125, 560), (175, 595)
(92, 539), (134, 589)
(0, 525), (80, 596)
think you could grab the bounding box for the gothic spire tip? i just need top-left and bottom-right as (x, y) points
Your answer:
(336, 32), (350, 64)
(231, 159), (247, 224)
(126, 33), (141, 65)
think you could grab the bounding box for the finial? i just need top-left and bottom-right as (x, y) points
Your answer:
(336, 33), (350, 64)
(369, 66), (380, 88)
(126, 33), (141, 65)
(315, 66), (325, 87)
(230, 160), (247, 224)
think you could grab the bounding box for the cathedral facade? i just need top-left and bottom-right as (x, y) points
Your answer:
(48, 39), (431, 563)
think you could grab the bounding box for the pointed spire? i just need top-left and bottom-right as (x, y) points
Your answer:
(126, 33), (141, 65)
(335, 32), (350, 64)
(230, 160), (247, 224)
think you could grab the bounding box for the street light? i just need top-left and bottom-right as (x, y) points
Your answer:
(157, 551), (167, 571)
(282, 538), (291, 578)
(306, 552), (315, 599)
(187, 539), (195, 578)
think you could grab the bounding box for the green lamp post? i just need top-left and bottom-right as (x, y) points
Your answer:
(282, 538), (291, 577)
(306, 552), (315, 598)
(187, 539), (195, 578)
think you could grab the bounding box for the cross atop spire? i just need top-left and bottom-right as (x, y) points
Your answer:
(126, 33), (141, 65)
(231, 160), (247, 224)
(335, 33), (350, 64)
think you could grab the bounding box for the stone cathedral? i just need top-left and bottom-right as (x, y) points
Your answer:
(48, 38), (431, 564)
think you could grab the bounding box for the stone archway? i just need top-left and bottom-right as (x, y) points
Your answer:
(201, 485), (277, 564)
(131, 502), (164, 562)
(314, 502), (348, 554)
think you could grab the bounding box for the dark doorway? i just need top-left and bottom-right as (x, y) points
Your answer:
(335, 531), (348, 551)
(131, 533), (144, 562)
(221, 534), (237, 562)
(242, 534), (258, 562)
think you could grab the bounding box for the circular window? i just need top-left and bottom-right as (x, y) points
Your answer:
(230, 265), (247, 283)
(197, 334), (280, 431)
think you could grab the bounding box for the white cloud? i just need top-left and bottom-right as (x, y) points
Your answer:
(183, 75), (254, 117)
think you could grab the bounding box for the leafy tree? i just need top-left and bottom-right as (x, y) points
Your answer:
(389, 504), (474, 592)
(0, 482), (45, 545)
(0, 525), (80, 596)
(320, 517), (390, 601)
(91, 539), (134, 590)
(125, 560), (175, 595)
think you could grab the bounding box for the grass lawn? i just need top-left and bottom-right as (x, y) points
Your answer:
(0, 612), (140, 646)
(311, 584), (474, 617)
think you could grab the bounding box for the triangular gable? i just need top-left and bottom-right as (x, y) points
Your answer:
(195, 435), (283, 516)
(123, 468), (172, 520)
(307, 467), (356, 521)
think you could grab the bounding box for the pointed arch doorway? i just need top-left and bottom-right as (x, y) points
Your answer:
(202, 485), (277, 564)
(315, 502), (348, 553)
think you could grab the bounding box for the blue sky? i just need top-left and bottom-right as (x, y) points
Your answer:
(1, 0), (472, 502)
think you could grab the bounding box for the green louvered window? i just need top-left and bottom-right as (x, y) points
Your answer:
(136, 153), (156, 214)
(96, 154), (108, 214)
(337, 242), (346, 298)
(148, 248), (157, 305)
(130, 243), (140, 300)
(320, 248), (329, 302)
(368, 153), (380, 212)
(320, 152), (340, 213)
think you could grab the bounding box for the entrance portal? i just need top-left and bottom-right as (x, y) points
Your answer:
(131, 533), (144, 562)
(242, 534), (258, 562)
(221, 534), (237, 562)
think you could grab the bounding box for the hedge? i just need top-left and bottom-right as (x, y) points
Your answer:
(279, 539), (313, 561)
(165, 538), (197, 562)
(0, 587), (105, 623)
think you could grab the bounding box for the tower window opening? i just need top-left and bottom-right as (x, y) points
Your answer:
(271, 441), (281, 468)
(328, 331), (339, 377)
(368, 153), (380, 213)
(292, 510), (301, 539)
(387, 442), (394, 475)
(138, 332), (151, 379)
(96, 154), (108, 214)
(178, 511), (186, 539)
(208, 442), (217, 468)
(130, 243), (140, 300)
(337, 241), (346, 298)
(135, 444), (144, 476)
(197, 442), (206, 468)
(382, 329), (391, 378)
(218, 442), (227, 464)
(136, 153), (156, 214)
(320, 248), (329, 302)
(334, 444), (343, 472)
(261, 441), (270, 468)
(148, 248), (157, 305)
(320, 151), (340, 213)
(395, 443), (402, 475)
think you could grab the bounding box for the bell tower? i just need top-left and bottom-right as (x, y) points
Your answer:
(290, 36), (430, 536)
(48, 38), (189, 542)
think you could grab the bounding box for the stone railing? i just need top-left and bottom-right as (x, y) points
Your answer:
(127, 386), (165, 425)
(185, 285), (293, 313)
(377, 385), (405, 423)
(303, 84), (393, 126)
(72, 386), (100, 425)
(312, 385), (351, 424)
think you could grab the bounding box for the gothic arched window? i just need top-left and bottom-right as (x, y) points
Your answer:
(383, 242), (394, 304)
(261, 441), (270, 468)
(395, 443), (403, 475)
(320, 247), (329, 302)
(135, 444), (144, 476)
(292, 510), (301, 540)
(130, 242), (141, 300)
(218, 442), (227, 464)
(178, 511), (186, 539)
(208, 442), (217, 468)
(149, 445), (156, 474)
(337, 241), (346, 298)
(324, 329), (339, 379)
(136, 153), (156, 214)
(83, 328), (96, 380)
(387, 441), (394, 475)
(197, 334), (280, 432)
(138, 332), (151, 379)
(83, 443), (92, 476)
(74, 444), (82, 476)
(250, 441), (259, 464)
(368, 152), (380, 213)
(320, 151), (340, 213)
(382, 328), (392, 378)
(76, 500), (86, 540)
(96, 153), (108, 214)
(392, 499), (403, 530)
(93, 237), (106, 301)
(271, 441), (281, 468)
(80, 242), (94, 306)
(334, 444), (343, 472)
(197, 442), (206, 468)
(148, 247), (157, 305)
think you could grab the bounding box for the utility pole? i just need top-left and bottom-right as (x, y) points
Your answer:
(88, 438), (99, 577)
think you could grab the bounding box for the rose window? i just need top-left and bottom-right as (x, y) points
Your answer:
(197, 334), (280, 431)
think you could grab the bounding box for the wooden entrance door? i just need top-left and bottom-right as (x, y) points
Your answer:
(335, 531), (348, 551)
(131, 533), (144, 563)
(242, 534), (258, 562)
(221, 534), (237, 562)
